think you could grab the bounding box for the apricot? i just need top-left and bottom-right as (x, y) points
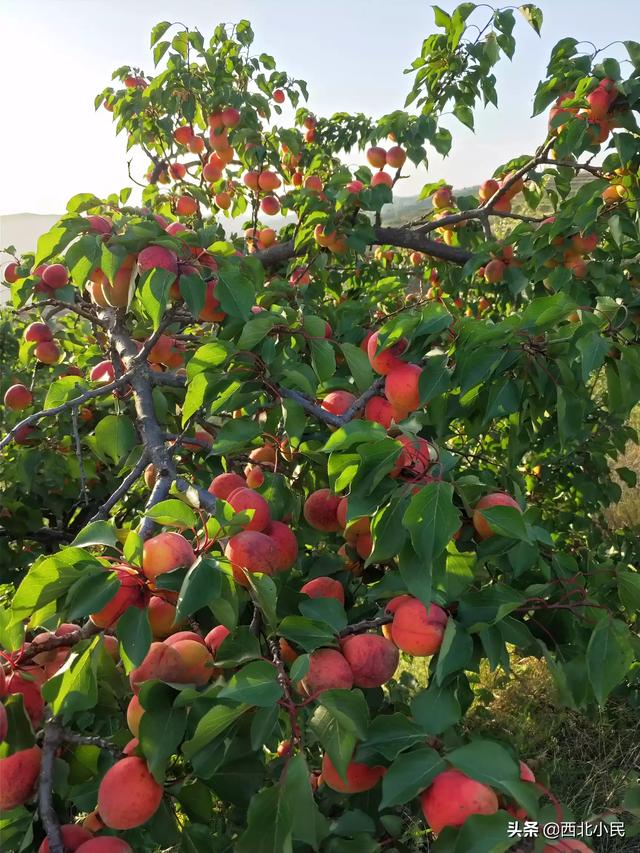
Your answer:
(432, 187), (453, 208)
(208, 472), (246, 499)
(130, 642), (190, 692)
(23, 322), (53, 343)
(221, 106), (240, 127)
(86, 215), (113, 234)
(364, 395), (405, 428)
(261, 196), (281, 216)
(303, 489), (341, 532)
(199, 280), (226, 322)
(204, 624), (230, 657)
(420, 768), (499, 832)
(244, 464), (264, 489)
(3, 261), (20, 283)
(89, 360), (116, 384)
(224, 530), (279, 584)
(321, 390), (356, 417)
(0, 746), (41, 810)
(76, 838), (133, 852)
(347, 179), (364, 193)
(88, 255), (135, 308)
(367, 331), (408, 375)
(148, 596), (179, 639)
(80, 811), (105, 833)
(341, 633), (399, 688)
(0, 703), (7, 741)
(390, 598), (448, 655)
(90, 568), (148, 629)
(304, 175), (323, 193)
(4, 383), (33, 411)
(371, 171), (393, 188)
(137, 246), (178, 274)
(34, 340), (60, 364)
(101, 635), (119, 662)
(299, 648), (353, 696)
(478, 179), (500, 202)
(98, 756), (163, 829)
(6, 671), (45, 727)
(258, 171), (281, 191)
(321, 752), (385, 793)
(336, 497), (370, 537)
(226, 487), (270, 531)
(168, 639), (213, 685)
(279, 638), (299, 664)
(472, 492), (522, 540)
(484, 258), (505, 284)
(263, 520), (298, 571)
(300, 576), (345, 605)
(385, 363), (422, 413)
(38, 823), (92, 852)
(390, 435), (436, 479)
(355, 533), (373, 560)
(386, 146), (407, 169)
(366, 147), (387, 169)
(381, 594), (412, 640)
(142, 532), (195, 582)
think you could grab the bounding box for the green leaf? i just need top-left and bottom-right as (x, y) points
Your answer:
(285, 753), (329, 848)
(44, 376), (86, 409)
(140, 702), (187, 781)
(419, 354), (451, 403)
(218, 660), (283, 706)
(211, 419), (262, 455)
(447, 740), (520, 789)
(411, 681), (462, 735)
(322, 420), (386, 452)
(236, 781), (294, 853)
(309, 338), (336, 382)
(70, 520), (117, 549)
(176, 557), (223, 622)
(475, 506), (529, 541)
(369, 498), (409, 565)
(309, 704), (356, 782)
(138, 268), (176, 329)
(117, 605), (152, 669)
(94, 415), (137, 464)
(179, 273), (206, 320)
(340, 343), (374, 393)
(435, 619), (473, 685)
(519, 4), (543, 35)
(145, 499), (197, 529)
(618, 570), (640, 612)
(358, 713), (426, 761)
(278, 616), (337, 652)
(586, 618), (634, 705)
(436, 811), (514, 852)
(214, 627), (261, 667)
(41, 637), (100, 721)
(34, 217), (85, 265)
(217, 264), (255, 319)
(299, 598), (347, 633)
(150, 20), (172, 45)
(65, 570), (119, 621)
(381, 746), (446, 808)
(183, 703), (250, 759)
(238, 313), (279, 349)
(318, 689), (370, 740)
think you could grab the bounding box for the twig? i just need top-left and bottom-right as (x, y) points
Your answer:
(89, 452), (150, 522)
(17, 621), (101, 666)
(339, 614), (393, 638)
(38, 718), (65, 853)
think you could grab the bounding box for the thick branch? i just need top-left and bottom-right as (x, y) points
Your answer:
(18, 621), (101, 665)
(38, 719), (65, 853)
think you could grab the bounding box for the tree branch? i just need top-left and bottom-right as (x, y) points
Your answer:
(339, 614), (393, 638)
(17, 621), (101, 666)
(89, 452), (149, 522)
(38, 719), (65, 853)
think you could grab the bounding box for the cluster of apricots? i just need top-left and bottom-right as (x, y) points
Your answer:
(365, 144), (408, 189)
(542, 217), (599, 279)
(477, 244), (521, 285)
(548, 76), (621, 147)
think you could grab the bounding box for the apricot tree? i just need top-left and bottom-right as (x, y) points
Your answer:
(1, 5), (640, 852)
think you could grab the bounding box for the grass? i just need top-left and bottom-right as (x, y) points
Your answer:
(605, 407), (640, 530)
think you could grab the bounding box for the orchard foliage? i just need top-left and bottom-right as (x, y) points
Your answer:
(1, 5), (640, 852)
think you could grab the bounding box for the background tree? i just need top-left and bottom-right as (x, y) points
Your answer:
(1, 5), (639, 852)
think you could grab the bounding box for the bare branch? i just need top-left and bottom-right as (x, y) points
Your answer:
(38, 719), (65, 853)
(18, 621), (101, 665)
(339, 614), (393, 638)
(89, 452), (149, 522)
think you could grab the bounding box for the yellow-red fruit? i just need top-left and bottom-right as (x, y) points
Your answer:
(390, 599), (448, 655)
(367, 331), (408, 375)
(432, 186), (453, 208)
(321, 390), (357, 417)
(261, 196), (281, 216)
(473, 493), (522, 540)
(250, 444), (277, 465)
(142, 532), (195, 582)
(484, 258), (506, 284)
(208, 472), (246, 499)
(341, 633), (399, 688)
(77, 837), (133, 852)
(204, 624), (230, 657)
(224, 530), (279, 585)
(299, 649), (353, 696)
(4, 383), (33, 411)
(226, 487), (270, 532)
(371, 171), (393, 188)
(34, 340), (60, 364)
(300, 576), (345, 605)
(24, 322), (53, 343)
(386, 146), (407, 169)
(0, 746), (41, 810)
(321, 752), (386, 793)
(385, 363), (422, 413)
(90, 569), (148, 629)
(38, 823), (92, 853)
(336, 498), (370, 537)
(263, 521), (298, 572)
(364, 396), (405, 428)
(129, 642), (189, 692)
(381, 595), (412, 640)
(478, 179), (500, 202)
(355, 533), (373, 560)
(148, 595), (181, 639)
(258, 171), (281, 191)
(420, 768), (499, 833)
(126, 694), (144, 737)
(98, 756), (163, 830)
(366, 147), (387, 168)
(303, 489), (341, 532)
(171, 639), (214, 685)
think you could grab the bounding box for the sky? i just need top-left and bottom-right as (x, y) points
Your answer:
(0, 0), (634, 215)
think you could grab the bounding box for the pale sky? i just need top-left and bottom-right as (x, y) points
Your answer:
(0, 0), (635, 215)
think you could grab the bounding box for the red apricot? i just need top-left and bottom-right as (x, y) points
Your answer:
(226, 487), (270, 532)
(321, 390), (356, 417)
(24, 322), (53, 343)
(261, 196), (281, 216)
(34, 340), (60, 365)
(0, 746), (41, 810)
(204, 624), (230, 657)
(367, 331), (408, 375)
(3, 261), (20, 283)
(385, 363), (422, 412)
(38, 823), (92, 853)
(90, 568), (148, 629)
(299, 648), (353, 696)
(137, 246), (178, 274)
(420, 768), (499, 833)
(321, 752), (385, 793)
(41, 263), (69, 288)
(371, 171), (393, 188)
(224, 530), (279, 585)
(364, 395), (405, 428)
(303, 489), (341, 532)
(170, 639), (214, 685)
(129, 642), (189, 692)
(208, 472), (246, 500)
(86, 215), (113, 235)
(484, 258), (506, 284)
(142, 532), (195, 583)
(386, 146), (407, 169)
(381, 595), (412, 640)
(98, 756), (163, 830)
(300, 576), (345, 605)
(472, 492), (522, 540)
(366, 147), (387, 169)
(4, 383), (33, 411)
(390, 598), (448, 655)
(263, 521), (299, 572)
(126, 694), (144, 737)
(341, 633), (399, 688)
(148, 595), (180, 639)
(6, 671), (45, 727)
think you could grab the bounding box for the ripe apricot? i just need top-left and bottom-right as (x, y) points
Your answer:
(303, 489), (341, 532)
(226, 487), (270, 532)
(263, 520), (298, 571)
(420, 768), (499, 832)
(0, 746), (42, 810)
(367, 331), (408, 375)
(321, 390), (356, 417)
(208, 472), (246, 499)
(224, 530), (279, 584)
(321, 752), (385, 793)
(300, 576), (345, 605)
(341, 633), (399, 688)
(385, 363), (422, 412)
(142, 532), (195, 582)
(472, 492), (522, 540)
(98, 756), (163, 830)
(299, 648), (353, 696)
(390, 598), (448, 655)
